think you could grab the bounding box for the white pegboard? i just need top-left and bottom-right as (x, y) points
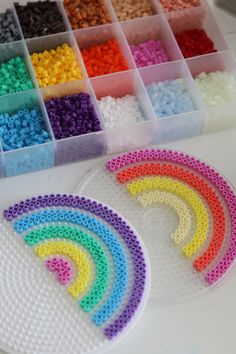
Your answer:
(0, 198), (150, 354)
(75, 151), (234, 303)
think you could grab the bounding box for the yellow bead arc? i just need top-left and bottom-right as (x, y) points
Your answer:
(138, 190), (192, 245)
(127, 176), (209, 257)
(35, 240), (91, 298)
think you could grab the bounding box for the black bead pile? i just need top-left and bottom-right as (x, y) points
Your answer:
(14, 1), (67, 38)
(0, 9), (20, 43)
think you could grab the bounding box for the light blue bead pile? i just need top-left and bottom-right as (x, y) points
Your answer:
(0, 106), (51, 152)
(146, 79), (195, 118)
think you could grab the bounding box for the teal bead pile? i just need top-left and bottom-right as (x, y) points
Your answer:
(0, 56), (34, 96)
(0, 107), (51, 151)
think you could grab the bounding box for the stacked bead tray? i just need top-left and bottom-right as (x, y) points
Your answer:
(0, 194), (150, 354)
(75, 149), (236, 302)
(0, 0), (236, 177)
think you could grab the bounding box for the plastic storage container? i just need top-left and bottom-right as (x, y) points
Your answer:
(0, 0), (233, 178)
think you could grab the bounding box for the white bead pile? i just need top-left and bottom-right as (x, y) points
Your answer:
(98, 95), (145, 129)
(194, 71), (236, 107)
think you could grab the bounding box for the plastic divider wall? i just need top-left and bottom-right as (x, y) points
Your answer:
(0, 0), (234, 177)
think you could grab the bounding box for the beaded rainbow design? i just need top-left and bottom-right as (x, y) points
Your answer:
(3, 195), (149, 340)
(106, 149), (236, 284)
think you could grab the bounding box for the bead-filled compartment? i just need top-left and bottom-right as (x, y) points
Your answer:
(0, 0), (235, 178)
(75, 149), (236, 303)
(0, 194), (150, 354)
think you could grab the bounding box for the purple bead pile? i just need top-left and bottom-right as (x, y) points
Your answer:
(45, 93), (101, 140)
(130, 39), (169, 68)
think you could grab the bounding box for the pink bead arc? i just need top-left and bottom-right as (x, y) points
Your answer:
(106, 149), (236, 285)
(45, 257), (73, 285)
(130, 39), (169, 68)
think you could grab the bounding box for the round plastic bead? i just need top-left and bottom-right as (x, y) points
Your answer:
(46, 256), (73, 285)
(112, 0), (155, 21)
(175, 29), (217, 58)
(160, 0), (201, 12)
(146, 79), (195, 117)
(0, 107), (50, 151)
(45, 93), (101, 139)
(0, 56), (34, 96)
(31, 44), (83, 88)
(0, 9), (20, 43)
(130, 39), (168, 68)
(64, 0), (111, 30)
(81, 39), (128, 78)
(194, 71), (236, 107)
(15, 1), (67, 38)
(98, 95), (145, 129)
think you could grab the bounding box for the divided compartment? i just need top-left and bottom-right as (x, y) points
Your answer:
(62, 0), (118, 30)
(26, 31), (87, 87)
(187, 51), (236, 133)
(159, 0), (206, 33)
(139, 60), (205, 143)
(13, 0), (70, 39)
(41, 80), (106, 165)
(169, 1), (228, 56)
(74, 22), (136, 76)
(0, 39), (37, 95)
(121, 14), (183, 67)
(0, 1), (23, 43)
(111, 0), (160, 22)
(0, 89), (55, 177)
(91, 69), (157, 153)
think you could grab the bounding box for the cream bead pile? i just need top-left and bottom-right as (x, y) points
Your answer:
(195, 71), (236, 107)
(98, 95), (145, 129)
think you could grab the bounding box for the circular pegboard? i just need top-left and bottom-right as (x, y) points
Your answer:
(75, 149), (236, 303)
(0, 195), (150, 354)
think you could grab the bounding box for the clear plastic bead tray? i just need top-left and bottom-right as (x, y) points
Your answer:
(75, 149), (236, 303)
(0, 0), (235, 177)
(0, 194), (150, 354)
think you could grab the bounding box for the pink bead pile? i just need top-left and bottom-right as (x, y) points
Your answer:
(45, 257), (73, 285)
(130, 39), (169, 68)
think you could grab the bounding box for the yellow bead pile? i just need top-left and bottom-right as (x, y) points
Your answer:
(127, 176), (209, 257)
(31, 43), (83, 88)
(138, 190), (191, 245)
(35, 240), (91, 298)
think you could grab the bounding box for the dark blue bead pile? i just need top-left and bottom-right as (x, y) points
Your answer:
(45, 93), (102, 140)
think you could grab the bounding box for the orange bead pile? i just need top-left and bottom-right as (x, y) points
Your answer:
(81, 39), (128, 78)
(160, 0), (201, 12)
(63, 0), (111, 30)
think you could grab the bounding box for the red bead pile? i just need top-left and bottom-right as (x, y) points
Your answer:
(175, 29), (217, 58)
(81, 39), (128, 78)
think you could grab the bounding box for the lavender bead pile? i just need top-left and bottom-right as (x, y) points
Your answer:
(45, 93), (101, 140)
(130, 39), (169, 68)
(0, 107), (50, 152)
(146, 79), (195, 117)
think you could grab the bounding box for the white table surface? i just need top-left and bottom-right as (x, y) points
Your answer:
(0, 1), (236, 354)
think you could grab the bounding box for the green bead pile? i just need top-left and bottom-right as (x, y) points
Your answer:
(24, 225), (109, 312)
(0, 56), (34, 96)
